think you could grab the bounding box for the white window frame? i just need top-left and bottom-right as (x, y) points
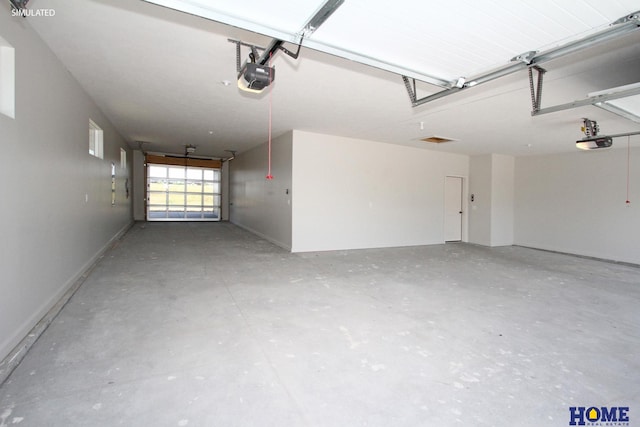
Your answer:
(89, 119), (104, 159)
(0, 36), (15, 119)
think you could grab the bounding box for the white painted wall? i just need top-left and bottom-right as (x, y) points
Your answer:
(0, 13), (132, 362)
(229, 131), (293, 249)
(469, 155), (492, 246)
(490, 154), (514, 246)
(221, 160), (230, 221)
(291, 131), (469, 252)
(133, 150), (146, 221)
(468, 154), (514, 247)
(515, 146), (640, 264)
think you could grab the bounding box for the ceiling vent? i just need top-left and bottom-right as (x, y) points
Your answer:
(420, 136), (454, 143)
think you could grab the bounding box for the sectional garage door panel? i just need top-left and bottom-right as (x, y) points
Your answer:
(146, 157), (222, 222)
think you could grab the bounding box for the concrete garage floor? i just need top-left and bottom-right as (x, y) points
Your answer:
(1, 222), (638, 427)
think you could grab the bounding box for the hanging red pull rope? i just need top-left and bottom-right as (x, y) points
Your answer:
(266, 52), (274, 180)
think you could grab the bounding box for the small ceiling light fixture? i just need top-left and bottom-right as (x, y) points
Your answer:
(185, 144), (197, 155)
(576, 136), (612, 150)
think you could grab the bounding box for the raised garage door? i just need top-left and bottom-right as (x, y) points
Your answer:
(146, 154), (221, 221)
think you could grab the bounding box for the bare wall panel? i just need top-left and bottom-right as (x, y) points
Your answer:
(515, 147), (640, 264)
(0, 10), (132, 363)
(291, 131), (469, 252)
(229, 131), (293, 250)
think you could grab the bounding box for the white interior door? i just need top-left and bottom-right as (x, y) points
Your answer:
(444, 176), (463, 242)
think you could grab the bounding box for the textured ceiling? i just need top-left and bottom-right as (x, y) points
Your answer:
(24, 0), (640, 158)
